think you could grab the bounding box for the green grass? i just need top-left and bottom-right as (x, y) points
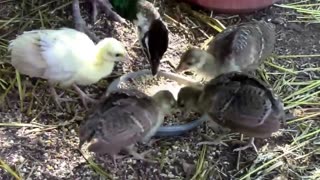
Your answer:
(79, 150), (113, 180)
(275, 0), (320, 23)
(0, 159), (22, 180)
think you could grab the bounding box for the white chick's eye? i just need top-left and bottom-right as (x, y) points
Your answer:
(115, 53), (122, 57)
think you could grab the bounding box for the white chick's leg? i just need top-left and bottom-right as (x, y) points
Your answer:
(72, 84), (98, 109)
(233, 137), (258, 153)
(125, 145), (157, 163)
(49, 85), (75, 109)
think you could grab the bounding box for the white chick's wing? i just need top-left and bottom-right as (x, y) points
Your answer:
(39, 28), (97, 83)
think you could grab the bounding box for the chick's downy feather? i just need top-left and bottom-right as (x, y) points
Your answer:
(9, 28), (92, 84)
(177, 21), (275, 80)
(79, 89), (164, 156)
(208, 20), (276, 71)
(9, 28), (124, 87)
(199, 72), (284, 138)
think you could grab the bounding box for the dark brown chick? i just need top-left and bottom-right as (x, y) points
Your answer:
(176, 20), (276, 80)
(177, 72), (284, 152)
(79, 89), (176, 163)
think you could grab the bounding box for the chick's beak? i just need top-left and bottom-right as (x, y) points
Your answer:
(78, 140), (84, 149)
(175, 63), (188, 73)
(148, 58), (160, 76)
(114, 54), (129, 62)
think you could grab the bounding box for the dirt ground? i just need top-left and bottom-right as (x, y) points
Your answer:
(0, 0), (319, 179)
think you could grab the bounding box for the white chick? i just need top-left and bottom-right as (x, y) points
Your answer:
(8, 28), (127, 109)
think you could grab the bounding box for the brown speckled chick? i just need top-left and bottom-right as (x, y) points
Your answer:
(177, 72), (284, 152)
(176, 20), (276, 80)
(79, 89), (176, 163)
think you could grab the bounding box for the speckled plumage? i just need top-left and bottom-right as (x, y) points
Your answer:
(208, 20), (276, 70)
(79, 89), (175, 158)
(176, 20), (276, 80)
(198, 72), (284, 138)
(177, 72), (284, 150)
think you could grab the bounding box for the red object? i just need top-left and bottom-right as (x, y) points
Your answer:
(186, 0), (280, 14)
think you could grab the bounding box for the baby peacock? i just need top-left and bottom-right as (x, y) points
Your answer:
(177, 72), (284, 152)
(176, 20), (276, 80)
(73, 0), (169, 75)
(8, 28), (127, 109)
(79, 89), (176, 163)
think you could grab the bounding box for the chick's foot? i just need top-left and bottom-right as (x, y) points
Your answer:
(125, 146), (157, 163)
(233, 137), (258, 152)
(72, 84), (98, 109)
(197, 134), (228, 147)
(111, 154), (126, 168)
(49, 86), (75, 110)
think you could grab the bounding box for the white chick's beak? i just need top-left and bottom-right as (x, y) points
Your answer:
(119, 53), (130, 62)
(112, 54), (129, 62)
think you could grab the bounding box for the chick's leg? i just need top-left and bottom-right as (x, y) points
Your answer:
(233, 137), (258, 152)
(49, 85), (75, 109)
(111, 154), (126, 168)
(72, 84), (98, 109)
(73, 0), (99, 42)
(91, 0), (125, 23)
(197, 115), (229, 147)
(125, 145), (157, 163)
(72, 0), (124, 42)
(197, 134), (228, 147)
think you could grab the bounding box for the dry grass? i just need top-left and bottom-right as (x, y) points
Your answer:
(0, 0), (319, 179)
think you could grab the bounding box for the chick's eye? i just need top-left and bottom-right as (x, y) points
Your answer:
(115, 53), (122, 57)
(186, 61), (193, 66)
(178, 100), (184, 107)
